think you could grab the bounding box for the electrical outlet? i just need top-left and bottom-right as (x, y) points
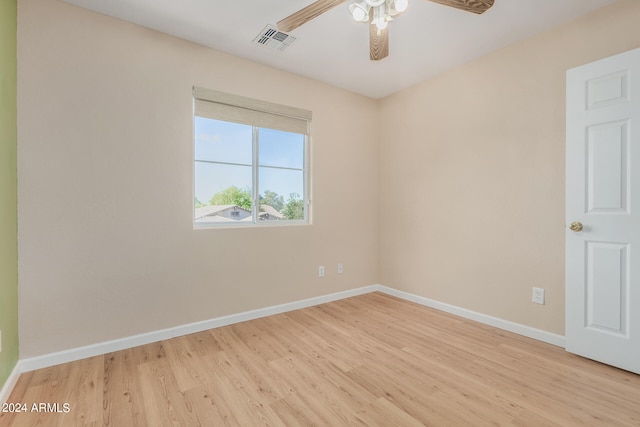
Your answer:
(532, 287), (545, 305)
(318, 266), (325, 278)
(337, 263), (343, 274)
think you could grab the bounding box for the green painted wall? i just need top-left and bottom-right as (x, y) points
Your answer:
(0, 0), (19, 390)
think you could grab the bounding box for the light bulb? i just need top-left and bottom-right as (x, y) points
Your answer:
(394, 0), (408, 12)
(349, 3), (369, 22)
(353, 7), (366, 21)
(375, 18), (388, 30)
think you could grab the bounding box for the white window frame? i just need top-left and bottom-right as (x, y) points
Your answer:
(193, 87), (311, 228)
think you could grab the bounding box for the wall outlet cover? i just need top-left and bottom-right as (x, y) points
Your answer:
(532, 287), (545, 305)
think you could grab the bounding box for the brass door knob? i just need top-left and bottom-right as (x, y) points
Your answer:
(569, 221), (583, 232)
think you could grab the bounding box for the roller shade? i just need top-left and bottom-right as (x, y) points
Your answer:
(193, 87), (311, 135)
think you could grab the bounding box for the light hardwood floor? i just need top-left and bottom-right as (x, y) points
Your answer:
(2, 292), (640, 426)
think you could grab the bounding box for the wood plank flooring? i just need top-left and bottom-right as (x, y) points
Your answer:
(2, 292), (640, 426)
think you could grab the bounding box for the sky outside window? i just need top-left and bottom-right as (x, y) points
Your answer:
(194, 117), (305, 209)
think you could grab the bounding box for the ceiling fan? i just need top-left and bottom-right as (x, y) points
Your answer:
(277, 0), (494, 61)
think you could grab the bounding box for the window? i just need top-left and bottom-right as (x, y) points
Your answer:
(193, 87), (311, 227)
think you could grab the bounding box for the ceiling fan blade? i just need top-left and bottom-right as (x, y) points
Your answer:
(277, 0), (347, 32)
(369, 24), (389, 61)
(426, 0), (494, 14)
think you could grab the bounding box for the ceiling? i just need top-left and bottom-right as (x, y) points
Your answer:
(62, 0), (616, 99)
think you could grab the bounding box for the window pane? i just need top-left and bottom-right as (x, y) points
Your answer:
(194, 117), (252, 165)
(259, 167), (304, 221)
(258, 128), (304, 169)
(195, 162), (253, 224)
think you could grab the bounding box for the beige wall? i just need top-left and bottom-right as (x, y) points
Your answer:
(17, 0), (378, 357)
(1, 0), (19, 388)
(379, 0), (640, 335)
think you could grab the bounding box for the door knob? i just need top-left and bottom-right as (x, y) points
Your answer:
(569, 221), (583, 232)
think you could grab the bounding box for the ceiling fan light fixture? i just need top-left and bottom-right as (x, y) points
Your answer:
(372, 3), (389, 30)
(349, 2), (370, 22)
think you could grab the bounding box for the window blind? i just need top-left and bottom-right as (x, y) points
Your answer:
(193, 87), (311, 135)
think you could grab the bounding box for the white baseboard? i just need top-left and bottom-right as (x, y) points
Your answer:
(0, 361), (22, 404)
(19, 285), (379, 373)
(7, 283), (564, 401)
(375, 285), (565, 347)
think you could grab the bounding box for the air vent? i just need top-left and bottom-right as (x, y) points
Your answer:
(253, 25), (296, 51)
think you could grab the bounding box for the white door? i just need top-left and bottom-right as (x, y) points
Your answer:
(566, 48), (640, 374)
